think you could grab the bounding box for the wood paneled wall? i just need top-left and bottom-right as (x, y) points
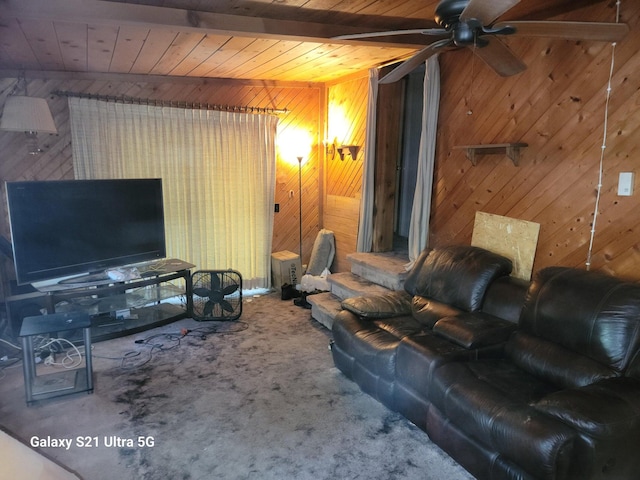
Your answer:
(431, 1), (640, 280)
(0, 73), (323, 295)
(324, 73), (368, 272)
(3, 0), (638, 292)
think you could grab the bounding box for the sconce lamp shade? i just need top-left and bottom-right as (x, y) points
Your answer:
(0, 96), (58, 134)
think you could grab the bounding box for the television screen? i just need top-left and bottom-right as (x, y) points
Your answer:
(6, 179), (166, 285)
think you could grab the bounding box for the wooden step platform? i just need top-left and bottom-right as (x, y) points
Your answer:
(307, 292), (342, 330)
(309, 251), (411, 331)
(346, 251), (409, 291)
(327, 272), (391, 300)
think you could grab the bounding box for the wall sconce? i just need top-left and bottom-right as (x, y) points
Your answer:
(0, 95), (58, 154)
(326, 139), (360, 161)
(336, 145), (360, 161)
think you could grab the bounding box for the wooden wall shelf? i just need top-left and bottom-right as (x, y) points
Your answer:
(454, 143), (527, 166)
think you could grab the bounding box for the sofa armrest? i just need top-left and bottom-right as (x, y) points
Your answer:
(341, 291), (412, 319)
(432, 312), (516, 349)
(534, 377), (640, 438)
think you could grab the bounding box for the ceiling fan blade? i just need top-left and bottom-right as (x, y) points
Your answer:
(333, 28), (447, 41)
(379, 39), (452, 84)
(471, 36), (526, 77)
(495, 21), (629, 42)
(460, 0), (521, 25)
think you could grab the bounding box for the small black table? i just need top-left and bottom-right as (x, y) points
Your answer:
(19, 312), (93, 405)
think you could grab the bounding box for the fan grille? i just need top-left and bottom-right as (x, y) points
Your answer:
(191, 270), (242, 321)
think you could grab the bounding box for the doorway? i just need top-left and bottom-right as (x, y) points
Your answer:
(395, 65), (425, 251)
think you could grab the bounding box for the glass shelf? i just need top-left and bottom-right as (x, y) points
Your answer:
(55, 283), (185, 316)
(41, 261), (194, 342)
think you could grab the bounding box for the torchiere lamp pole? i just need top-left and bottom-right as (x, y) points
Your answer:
(297, 155), (303, 265)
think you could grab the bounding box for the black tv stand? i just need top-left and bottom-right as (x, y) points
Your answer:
(34, 259), (194, 343)
(58, 271), (111, 285)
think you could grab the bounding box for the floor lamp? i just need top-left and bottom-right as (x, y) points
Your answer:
(297, 155), (304, 264)
(294, 155), (311, 308)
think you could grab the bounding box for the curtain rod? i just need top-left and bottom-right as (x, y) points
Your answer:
(51, 90), (289, 115)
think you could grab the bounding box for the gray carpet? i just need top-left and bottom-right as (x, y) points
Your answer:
(0, 293), (473, 480)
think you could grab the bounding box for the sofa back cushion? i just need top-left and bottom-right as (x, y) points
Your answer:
(506, 331), (618, 389)
(513, 267), (640, 384)
(403, 245), (513, 312)
(481, 275), (529, 323)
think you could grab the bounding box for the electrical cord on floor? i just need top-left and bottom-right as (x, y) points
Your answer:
(0, 356), (22, 380)
(97, 321), (249, 370)
(0, 336), (21, 351)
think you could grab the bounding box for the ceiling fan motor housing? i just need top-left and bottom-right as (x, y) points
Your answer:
(435, 0), (487, 47)
(434, 0), (470, 29)
(376, 0), (627, 84)
(454, 21), (488, 46)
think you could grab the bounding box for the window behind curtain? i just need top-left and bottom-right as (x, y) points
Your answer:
(68, 98), (278, 290)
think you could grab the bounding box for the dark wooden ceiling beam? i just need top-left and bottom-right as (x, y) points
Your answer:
(0, 68), (323, 88)
(3, 0), (431, 49)
(501, 0), (607, 21)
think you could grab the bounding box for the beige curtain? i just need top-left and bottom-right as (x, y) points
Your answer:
(356, 68), (379, 252)
(68, 98), (278, 290)
(407, 55), (440, 268)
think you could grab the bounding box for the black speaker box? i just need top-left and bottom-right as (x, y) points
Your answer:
(5, 292), (51, 340)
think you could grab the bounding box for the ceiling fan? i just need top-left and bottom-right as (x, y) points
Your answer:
(335, 0), (628, 84)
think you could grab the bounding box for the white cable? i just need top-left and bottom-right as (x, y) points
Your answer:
(40, 337), (84, 369)
(585, 0), (621, 270)
(0, 337), (21, 350)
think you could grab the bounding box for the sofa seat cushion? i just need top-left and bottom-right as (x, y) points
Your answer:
(341, 291), (412, 319)
(432, 312), (517, 349)
(428, 360), (576, 480)
(373, 315), (426, 340)
(332, 310), (426, 382)
(332, 311), (399, 381)
(395, 333), (470, 397)
(534, 377), (640, 438)
(411, 296), (462, 329)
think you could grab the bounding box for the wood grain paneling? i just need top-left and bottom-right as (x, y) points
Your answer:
(1, 0), (423, 84)
(2, 0), (638, 288)
(0, 74), (323, 295)
(324, 194), (361, 272)
(430, 1), (640, 280)
(324, 73), (368, 272)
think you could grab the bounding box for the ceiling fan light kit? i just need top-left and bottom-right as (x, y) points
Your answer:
(334, 0), (629, 84)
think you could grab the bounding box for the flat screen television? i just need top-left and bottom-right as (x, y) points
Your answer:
(6, 178), (166, 286)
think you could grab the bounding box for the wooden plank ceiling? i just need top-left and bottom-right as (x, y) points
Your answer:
(0, 0), (603, 83)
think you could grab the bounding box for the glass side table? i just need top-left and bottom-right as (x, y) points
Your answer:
(19, 312), (94, 405)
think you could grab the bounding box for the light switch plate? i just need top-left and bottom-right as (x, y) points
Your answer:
(618, 172), (634, 196)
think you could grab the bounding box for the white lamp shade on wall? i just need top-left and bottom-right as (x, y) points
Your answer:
(0, 95), (58, 134)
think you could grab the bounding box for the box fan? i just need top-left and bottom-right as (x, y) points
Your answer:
(191, 270), (242, 321)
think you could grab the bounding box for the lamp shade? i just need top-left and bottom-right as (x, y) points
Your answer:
(0, 95), (57, 134)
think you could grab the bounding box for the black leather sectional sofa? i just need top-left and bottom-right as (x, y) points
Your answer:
(330, 245), (640, 479)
